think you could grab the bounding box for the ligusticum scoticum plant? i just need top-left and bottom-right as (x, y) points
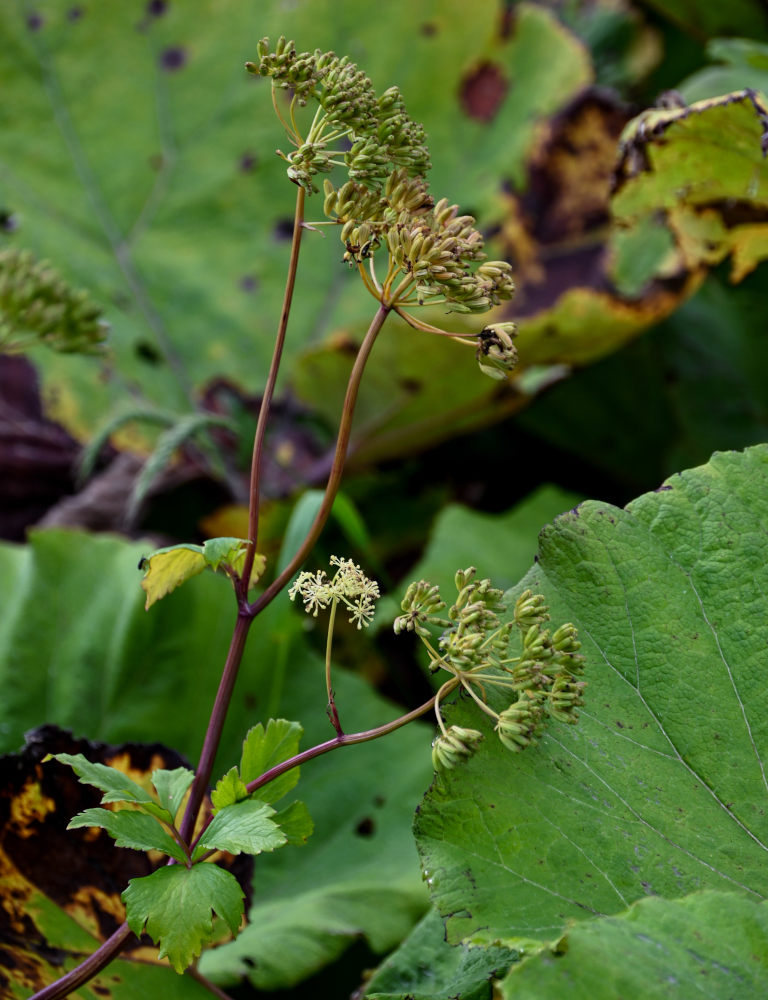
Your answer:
(29, 38), (583, 999)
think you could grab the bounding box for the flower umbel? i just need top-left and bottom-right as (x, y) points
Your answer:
(289, 555), (380, 629)
(395, 572), (586, 769)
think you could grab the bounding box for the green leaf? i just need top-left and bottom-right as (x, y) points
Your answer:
(151, 767), (194, 822)
(273, 801), (314, 847)
(239, 719), (303, 804)
(612, 90), (768, 284)
(496, 891), (768, 999)
(138, 544), (206, 610)
(123, 863), (244, 974)
(67, 806), (187, 864)
(415, 444), (768, 948)
(211, 766), (250, 813)
(0, 529), (430, 988)
(51, 752), (170, 821)
(364, 907), (520, 1000)
(194, 798), (286, 858)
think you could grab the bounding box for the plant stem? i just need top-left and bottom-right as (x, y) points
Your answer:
(240, 185), (306, 596)
(247, 300), (391, 616)
(325, 598), (343, 734)
(178, 611), (254, 845)
(245, 693), (437, 796)
(28, 922), (134, 1000)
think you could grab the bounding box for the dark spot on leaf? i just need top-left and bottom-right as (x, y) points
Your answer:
(616, 720), (624, 728)
(239, 274), (258, 293)
(147, 0), (168, 16)
(67, 6), (83, 21)
(373, 794), (386, 808)
(400, 377), (421, 394)
(460, 62), (508, 123)
(134, 340), (162, 364)
(241, 956), (255, 968)
(273, 218), (295, 241)
(420, 21), (438, 36)
(0, 210), (18, 233)
(355, 817), (375, 837)
(239, 151), (258, 172)
(160, 46), (187, 72)
(26, 12), (44, 30)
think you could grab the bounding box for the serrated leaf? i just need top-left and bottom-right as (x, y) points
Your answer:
(151, 767), (195, 823)
(497, 891), (768, 999)
(67, 806), (187, 863)
(273, 801), (314, 847)
(51, 752), (169, 819)
(415, 445), (768, 948)
(139, 545), (206, 610)
(194, 798), (286, 859)
(211, 766), (250, 813)
(123, 863), (244, 974)
(239, 719), (303, 804)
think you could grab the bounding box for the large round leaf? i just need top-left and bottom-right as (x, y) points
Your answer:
(415, 444), (768, 945)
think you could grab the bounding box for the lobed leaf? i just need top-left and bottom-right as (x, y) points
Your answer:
(194, 798), (286, 858)
(151, 767), (195, 822)
(273, 800), (314, 847)
(123, 863), (244, 974)
(139, 545), (207, 610)
(67, 806), (187, 863)
(51, 752), (170, 822)
(239, 718), (303, 804)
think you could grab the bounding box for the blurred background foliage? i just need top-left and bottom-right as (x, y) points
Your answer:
(2, 0), (768, 996)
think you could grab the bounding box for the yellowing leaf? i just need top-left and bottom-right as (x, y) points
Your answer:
(140, 539), (267, 609)
(139, 545), (206, 610)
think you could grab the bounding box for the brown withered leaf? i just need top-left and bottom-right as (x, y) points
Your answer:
(0, 726), (251, 995)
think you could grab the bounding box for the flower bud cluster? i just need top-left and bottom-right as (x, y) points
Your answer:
(395, 574), (586, 769)
(0, 248), (108, 355)
(251, 38), (430, 193)
(289, 555), (380, 629)
(431, 725), (484, 771)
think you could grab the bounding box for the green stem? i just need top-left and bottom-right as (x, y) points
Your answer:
(325, 598), (343, 734)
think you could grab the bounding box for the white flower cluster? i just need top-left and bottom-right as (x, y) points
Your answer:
(289, 556), (380, 629)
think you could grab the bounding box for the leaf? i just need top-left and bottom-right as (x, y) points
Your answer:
(123, 863), (244, 974)
(496, 891), (768, 999)
(151, 766), (194, 822)
(612, 90), (768, 284)
(67, 806), (186, 863)
(273, 800), (314, 847)
(211, 765), (249, 813)
(194, 798), (286, 858)
(139, 544), (206, 610)
(239, 718), (303, 804)
(0, 728), (246, 995)
(415, 444), (768, 948)
(0, 530), (431, 989)
(363, 907), (519, 1000)
(51, 751), (170, 822)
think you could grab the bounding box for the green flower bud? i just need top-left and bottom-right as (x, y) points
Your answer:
(431, 726), (484, 770)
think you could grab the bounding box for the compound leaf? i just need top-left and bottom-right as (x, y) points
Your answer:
(194, 798), (286, 858)
(139, 545), (206, 610)
(123, 863), (244, 974)
(51, 751), (170, 822)
(273, 801), (314, 847)
(239, 719), (303, 804)
(67, 806), (186, 863)
(211, 766), (250, 813)
(151, 767), (195, 823)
